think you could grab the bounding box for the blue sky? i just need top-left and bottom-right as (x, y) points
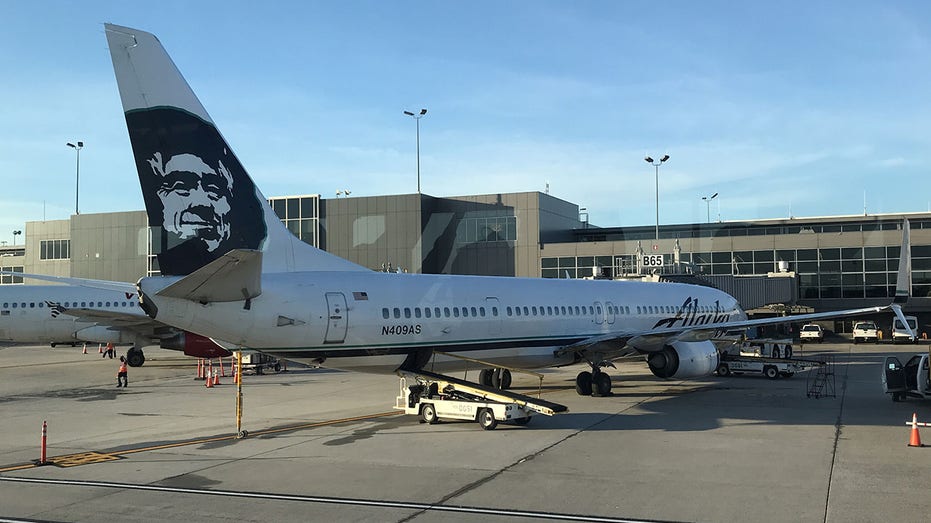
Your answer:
(3, 1), (931, 245)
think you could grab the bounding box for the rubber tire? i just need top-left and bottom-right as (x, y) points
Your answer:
(126, 348), (145, 368)
(274, 362), (281, 373)
(500, 369), (512, 390)
(771, 347), (781, 359)
(421, 404), (438, 424)
(764, 366), (779, 380)
(479, 369), (493, 387)
(784, 345), (793, 358)
(478, 408), (498, 430)
(592, 372), (612, 396)
(575, 371), (593, 396)
(717, 364), (731, 377)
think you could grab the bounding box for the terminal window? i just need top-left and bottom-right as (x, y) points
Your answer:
(39, 240), (70, 260)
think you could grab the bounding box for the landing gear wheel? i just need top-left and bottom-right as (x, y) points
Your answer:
(764, 366), (779, 380)
(592, 372), (612, 396)
(500, 369), (512, 390)
(126, 348), (145, 368)
(479, 369), (493, 387)
(575, 371), (593, 396)
(477, 408), (498, 430)
(716, 364), (731, 377)
(421, 404), (438, 424)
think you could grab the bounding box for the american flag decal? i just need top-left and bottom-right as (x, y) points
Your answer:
(352, 291), (368, 301)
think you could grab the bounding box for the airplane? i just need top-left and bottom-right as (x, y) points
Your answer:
(0, 284), (232, 366)
(41, 23), (911, 398)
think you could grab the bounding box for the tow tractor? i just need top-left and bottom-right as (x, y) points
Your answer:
(395, 369), (568, 430)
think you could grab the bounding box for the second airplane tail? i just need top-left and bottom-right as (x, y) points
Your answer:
(104, 23), (368, 277)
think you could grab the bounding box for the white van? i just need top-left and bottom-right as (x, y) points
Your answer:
(892, 316), (919, 344)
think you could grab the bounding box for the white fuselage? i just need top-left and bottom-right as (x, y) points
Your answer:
(0, 286), (144, 345)
(143, 272), (745, 373)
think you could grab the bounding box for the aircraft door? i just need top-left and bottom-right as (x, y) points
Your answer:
(324, 292), (348, 344)
(605, 301), (616, 325)
(593, 301), (604, 325)
(882, 356), (905, 393)
(485, 297), (501, 335)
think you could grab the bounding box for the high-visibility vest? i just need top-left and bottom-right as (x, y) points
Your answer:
(118, 362), (127, 374)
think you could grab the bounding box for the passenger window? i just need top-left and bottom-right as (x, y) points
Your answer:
(491, 307), (497, 316)
(414, 308), (421, 318)
(596, 305), (602, 315)
(424, 308), (432, 318)
(404, 308), (411, 319)
(453, 308), (460, 318)
(38, 302), (44, 308)
(12, 303), (17, 308)
(479, 307), (485, 317)
(507, 306), (512, 316)
(531, 306), (537, 316)
(30, 303), (35, 308)
(523, 306), (529, 316)
(393, 307), (401, 319)
(471, 306), (477, 317)
(382, 308), (389, 319)
(434, 307), (441, 318)
(83, 302), (89, 307)
(444, 307), (450, 318)
(515, 307), (522, 316)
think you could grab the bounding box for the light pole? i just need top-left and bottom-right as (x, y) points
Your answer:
(403, 109), (427, 193)
(66, 141), (84, 215)
(701, 192), (718, 223)
(644, 154), (669, 240)
(12, 230), (21, 246)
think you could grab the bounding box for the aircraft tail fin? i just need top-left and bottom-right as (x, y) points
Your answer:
(894, 218), (911, 304)
(104, 24), (368, 277)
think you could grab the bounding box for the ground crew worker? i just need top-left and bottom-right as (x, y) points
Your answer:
(117, 356), (128, 388)
(104, 342), (115, 359)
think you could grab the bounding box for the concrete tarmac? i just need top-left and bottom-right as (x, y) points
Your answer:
(1, 341), (929, 522)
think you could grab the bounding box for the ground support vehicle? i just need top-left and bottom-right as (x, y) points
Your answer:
(892, 316), (919, 344)
(715, 352), (824, 379)
(395, 369), (567, 430)
(240, 352), (281, 375)
(800, 324), (825, 343)
(852, 321), (879, 344)
(882, 353), (930, 401)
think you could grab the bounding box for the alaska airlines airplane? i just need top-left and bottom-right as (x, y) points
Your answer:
(99, 23), (905, 396)
(0, 284), (231, 366)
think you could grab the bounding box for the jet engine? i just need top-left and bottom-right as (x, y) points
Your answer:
(646, 340), (719, 379)
(160, 331), (233, 358)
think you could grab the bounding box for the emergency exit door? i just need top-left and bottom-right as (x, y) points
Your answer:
(324, 292), (348, 344)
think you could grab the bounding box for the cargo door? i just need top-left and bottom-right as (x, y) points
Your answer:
(324, 292), (348, 344)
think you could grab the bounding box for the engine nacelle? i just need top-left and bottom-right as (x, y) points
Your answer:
(646, 340), (719, 379)
(160, 331), (233, 358)
(74, 326), (135, 344)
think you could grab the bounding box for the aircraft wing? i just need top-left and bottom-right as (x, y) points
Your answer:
(563, 303), (901, 359)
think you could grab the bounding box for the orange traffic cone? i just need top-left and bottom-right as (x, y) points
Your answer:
(98, 344), (103, 354)
(214, 366), (221, 386)
(205, 368), (213, 388)
(82, 344), (87, 355)
(219, 357), (227, 377)
(909, 413), (923, 447)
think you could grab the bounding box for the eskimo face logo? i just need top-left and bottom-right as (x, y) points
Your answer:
(148, 152), (233, 253)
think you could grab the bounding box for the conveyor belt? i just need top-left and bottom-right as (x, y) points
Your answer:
(401, 369), (568, 416)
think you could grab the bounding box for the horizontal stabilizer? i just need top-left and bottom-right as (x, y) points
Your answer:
(0, 271), (136, 293)
(156, 249), (262, 303)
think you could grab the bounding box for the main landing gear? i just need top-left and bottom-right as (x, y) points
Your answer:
(575, 362), (614, 397)
(126, 346), (146, 367)
(478, 368), (512, 390)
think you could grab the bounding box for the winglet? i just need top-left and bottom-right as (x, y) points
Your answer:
(894, 218), (911, 304)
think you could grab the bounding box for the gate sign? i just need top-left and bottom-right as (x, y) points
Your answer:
(642, 254), (664, 267)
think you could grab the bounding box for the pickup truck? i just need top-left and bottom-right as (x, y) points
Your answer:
(882, 353), (930, 401)
(799, 324), (824, 343)
(852, 321), (879, 344)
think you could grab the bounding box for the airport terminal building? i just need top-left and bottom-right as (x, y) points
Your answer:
(3, 191), (930, 330)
